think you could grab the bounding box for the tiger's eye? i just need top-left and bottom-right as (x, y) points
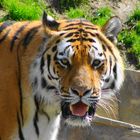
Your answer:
(92, 59), (101, 67)
(61, 59), (69, 65)
(59, 58), (70, 68)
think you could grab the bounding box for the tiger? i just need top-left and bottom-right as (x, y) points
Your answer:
(0, 11), (124, 140)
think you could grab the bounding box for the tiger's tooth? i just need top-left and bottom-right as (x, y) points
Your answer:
(70, 105), (73, 112)
(86, 106), (89, 111)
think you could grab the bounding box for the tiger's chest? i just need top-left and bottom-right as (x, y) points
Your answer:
(14, 102), (61, 140)
(24, 114), (61, 140)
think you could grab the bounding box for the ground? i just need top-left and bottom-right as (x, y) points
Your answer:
(90, 0), (138, 22)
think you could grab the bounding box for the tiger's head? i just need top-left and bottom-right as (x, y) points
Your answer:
(31, 12), (124, 126)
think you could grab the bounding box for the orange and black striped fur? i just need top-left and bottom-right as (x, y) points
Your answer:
(0, 12), (124, 140)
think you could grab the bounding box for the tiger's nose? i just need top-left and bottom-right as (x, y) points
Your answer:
(70, 87), (92, 97)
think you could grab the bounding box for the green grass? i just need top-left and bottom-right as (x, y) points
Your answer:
(66, 7), (112, 26)
(135, 21), (140, 34)
(0, 0), (46, 21)
(66, 8), (86, 19)
(91, 7), (112, 26)
(118, 7), (140, 69)
(59, 0), (87, 12)
(121, 30), (140, 58)
(129, 8), (140, 22)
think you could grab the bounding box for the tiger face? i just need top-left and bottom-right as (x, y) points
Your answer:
(31, 12), (124, 126)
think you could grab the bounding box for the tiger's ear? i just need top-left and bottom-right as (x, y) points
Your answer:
(42, 11), (59, 32)
(102, 16), (122, 44)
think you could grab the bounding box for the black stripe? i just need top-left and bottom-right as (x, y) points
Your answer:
(18, 78), (24, 125)
(78, 29), (85, 33)
(85, 31), (96, 37)
(17, 113), (25, 140)
(33, 111), (39, 137)
(107, 45), (113, 55)
(10, 22), (30, 51)
(56, 39), (60, 44)
(42, 111), (50, 122)
(47, 85), (56, 90)
(48, 75), (52, 80)
(91, 45), (98, 50)
(54, 52), (57, 61)
(67, 38), (80, 42)
(102, 53), (108, 74)
(23, 25), (41, 48)
(33, 77), (38, 89)
(81, 23), (94, 27)
(106, 45), (116, 60)
(85, 38), (96, 42)
(17, 43), (24, 125)
(67, 38), (95, 43)
(103, 52), (107, 61)
(109, 56), (112, 75)
(65, 32), (74, 38)
(64, 45), (70, 53)
(47, 55), (53, 78)
(34, 96), (40, 137)
(34, 95), (39, 110)
(0, 21), (15, 33)
(113, 63), (117, 79)
(65, 23), (80, 28)
(85, 27), (98, 30)
(65, 22), (93, 28)
(64, 26), (97, 31)
(110, 81), (115, 89)
(64, 27), (78, 31)
(47, 55), (59, 80)
(0, 29), (10, 43)
(98, 53), (103, 56)
(65, 31), (79, 37)
(65, 30), (96, 38)
(40, 56), (45, 74)
(59, 32), (65, 36)
(41, 77), (47, 88)
(102, 44), (106, 51)
(52, 45), (57, 52)
(58, 52), (64, 55)
(42, 46), (51, 56)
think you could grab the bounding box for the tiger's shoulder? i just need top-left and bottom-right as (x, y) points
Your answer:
(0, 21), (44, 52)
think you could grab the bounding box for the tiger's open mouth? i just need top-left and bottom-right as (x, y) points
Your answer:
(61, 101), (97, 126)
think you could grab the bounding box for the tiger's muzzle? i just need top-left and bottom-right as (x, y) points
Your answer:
(60, 87), (100, 126)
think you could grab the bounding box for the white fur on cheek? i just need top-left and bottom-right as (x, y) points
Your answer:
(30, 54), (61, 104)
(115, 62), (124, 90)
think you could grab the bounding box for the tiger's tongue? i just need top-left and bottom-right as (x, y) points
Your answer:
(70, 102), (88, 117)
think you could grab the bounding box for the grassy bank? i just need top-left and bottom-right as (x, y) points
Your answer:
(0, 0), (45, 21)
(118, 8), (140, 69)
